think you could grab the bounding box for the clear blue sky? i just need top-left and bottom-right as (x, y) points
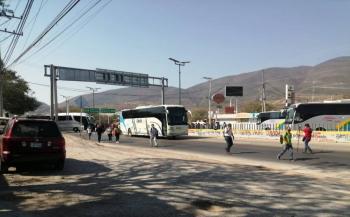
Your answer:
(1, 0), (350, 104)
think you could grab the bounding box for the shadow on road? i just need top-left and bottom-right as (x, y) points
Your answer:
(294, 157), (320, 161)
(2, 157), (350, 216)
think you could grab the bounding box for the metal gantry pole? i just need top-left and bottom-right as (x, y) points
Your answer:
(50, 65), (54, 119)
(53, 67), (58, 121)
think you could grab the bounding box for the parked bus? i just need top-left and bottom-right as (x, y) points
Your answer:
(257, 111), (286, 130)
(285, 102), (350, 131)
(120, 105), (188, 138)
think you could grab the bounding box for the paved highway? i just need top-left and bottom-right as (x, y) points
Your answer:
(82, 133), (350, 172)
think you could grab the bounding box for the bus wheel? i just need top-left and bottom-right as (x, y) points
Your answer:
(127, 129), (132, 137)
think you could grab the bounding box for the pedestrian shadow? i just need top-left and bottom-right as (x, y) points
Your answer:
(230, 151), (259, 154)
(311, 150), (334, 154)
(294, 157), (320, 161)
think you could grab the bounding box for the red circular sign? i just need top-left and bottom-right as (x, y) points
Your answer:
(212, 93), (225, 104)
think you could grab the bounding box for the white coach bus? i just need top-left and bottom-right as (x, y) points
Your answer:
(120, 105), (188, 138)
(284, 102), (350, 131)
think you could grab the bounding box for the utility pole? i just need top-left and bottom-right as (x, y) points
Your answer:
(61, 95), (71, 117)
(261, 70), (266, 112)
(86, 86), (100, 107)
(203, 77), (212, 128)
(168, 58), (190, 105)
(312, 80), (315, 102)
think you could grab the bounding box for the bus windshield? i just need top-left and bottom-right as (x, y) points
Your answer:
(167, 107), (187, 125)
(285, 108), (295, 124)
(257, 111), (284, 124)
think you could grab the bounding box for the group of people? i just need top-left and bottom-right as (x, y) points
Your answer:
(222, 122), (314, 160)
(87, 123), (121, 143)
(86, 122), (159, 147)
(277, 123), (313, 160)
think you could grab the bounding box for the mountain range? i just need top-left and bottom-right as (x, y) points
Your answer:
(39, 56), (350, 112)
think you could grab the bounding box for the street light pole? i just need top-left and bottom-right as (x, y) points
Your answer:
(168, 58), (190, 105)
(86, 86), (100, 107)
(203, 77), (212, 128)
(61, 95), (71, 117)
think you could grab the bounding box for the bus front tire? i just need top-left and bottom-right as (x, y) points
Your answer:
(127, 129), (132, 137)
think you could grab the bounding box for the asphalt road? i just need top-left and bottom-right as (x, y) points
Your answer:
(81, 133), (350, 172)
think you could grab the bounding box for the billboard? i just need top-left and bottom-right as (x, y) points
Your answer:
(225, 86), (243, 96)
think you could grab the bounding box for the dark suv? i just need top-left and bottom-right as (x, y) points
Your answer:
(0, 118), (66, 173)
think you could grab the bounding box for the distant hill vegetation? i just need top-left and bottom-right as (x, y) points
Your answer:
(38, 56), (350, 113)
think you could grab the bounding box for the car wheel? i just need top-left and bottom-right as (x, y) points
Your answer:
(73, 127), (79, 132)
(0, 161), (8, 174)
(54, 160), (65, 171)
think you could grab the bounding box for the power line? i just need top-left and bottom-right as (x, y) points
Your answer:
(0, 33), (11, 43)
(21, 0), (47, 51)
(6, 0), (80, 68)
(3, 0), (34, 65)
(15, 0), (112, 67)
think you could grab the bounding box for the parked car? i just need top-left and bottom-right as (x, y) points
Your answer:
(0, 117), (66, 173)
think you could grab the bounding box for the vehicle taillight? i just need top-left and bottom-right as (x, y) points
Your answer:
(53, 138), (65, 150)
(2, 137), (11, 155)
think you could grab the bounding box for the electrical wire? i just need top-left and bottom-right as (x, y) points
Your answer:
(3, 0), (34, 65)
(16, 0), (112, 66)
(21, 0), (47, 50)
(0, 34), (11, 43)
(6, 0), (80, 68)
(14, 0), (105, 67)
(0, 18), (10, 27)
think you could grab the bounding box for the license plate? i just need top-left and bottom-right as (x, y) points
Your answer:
(30, 142), (42, 148)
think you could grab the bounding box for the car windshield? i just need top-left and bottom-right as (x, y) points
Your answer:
(12, 121), (61, 137)
(167, 107), (188, 125)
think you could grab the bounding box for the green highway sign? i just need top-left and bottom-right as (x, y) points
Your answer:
(83, 108), (100, 113)
(100, 108), (116, 113)
(83, 108), (116, 113)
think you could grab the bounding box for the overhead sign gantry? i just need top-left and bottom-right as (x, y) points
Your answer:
(44, 65), (168, 120)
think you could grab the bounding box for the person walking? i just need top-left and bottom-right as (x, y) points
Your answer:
(87, 125), (92, 140)
(113, 124), (121, 143)
(96, 124), (104, 143)
(303, 123), (313, 153)
(277, 127), (294, 160)
(149, 124), (159, 147)
(106, 125), (112, 142)
(223, 123), (234, 153)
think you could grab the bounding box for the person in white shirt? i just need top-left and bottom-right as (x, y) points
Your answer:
(149, 124), (159, 147)
(223, 123), (234, 153)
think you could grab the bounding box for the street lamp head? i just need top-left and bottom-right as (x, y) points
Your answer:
(168, 57), (179, 63)
(203, 76), (212, 80)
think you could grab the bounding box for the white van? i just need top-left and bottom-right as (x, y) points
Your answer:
(57, 115), (81, 132)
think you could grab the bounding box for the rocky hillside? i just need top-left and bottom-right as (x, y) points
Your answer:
(43, 56), (350, 112)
